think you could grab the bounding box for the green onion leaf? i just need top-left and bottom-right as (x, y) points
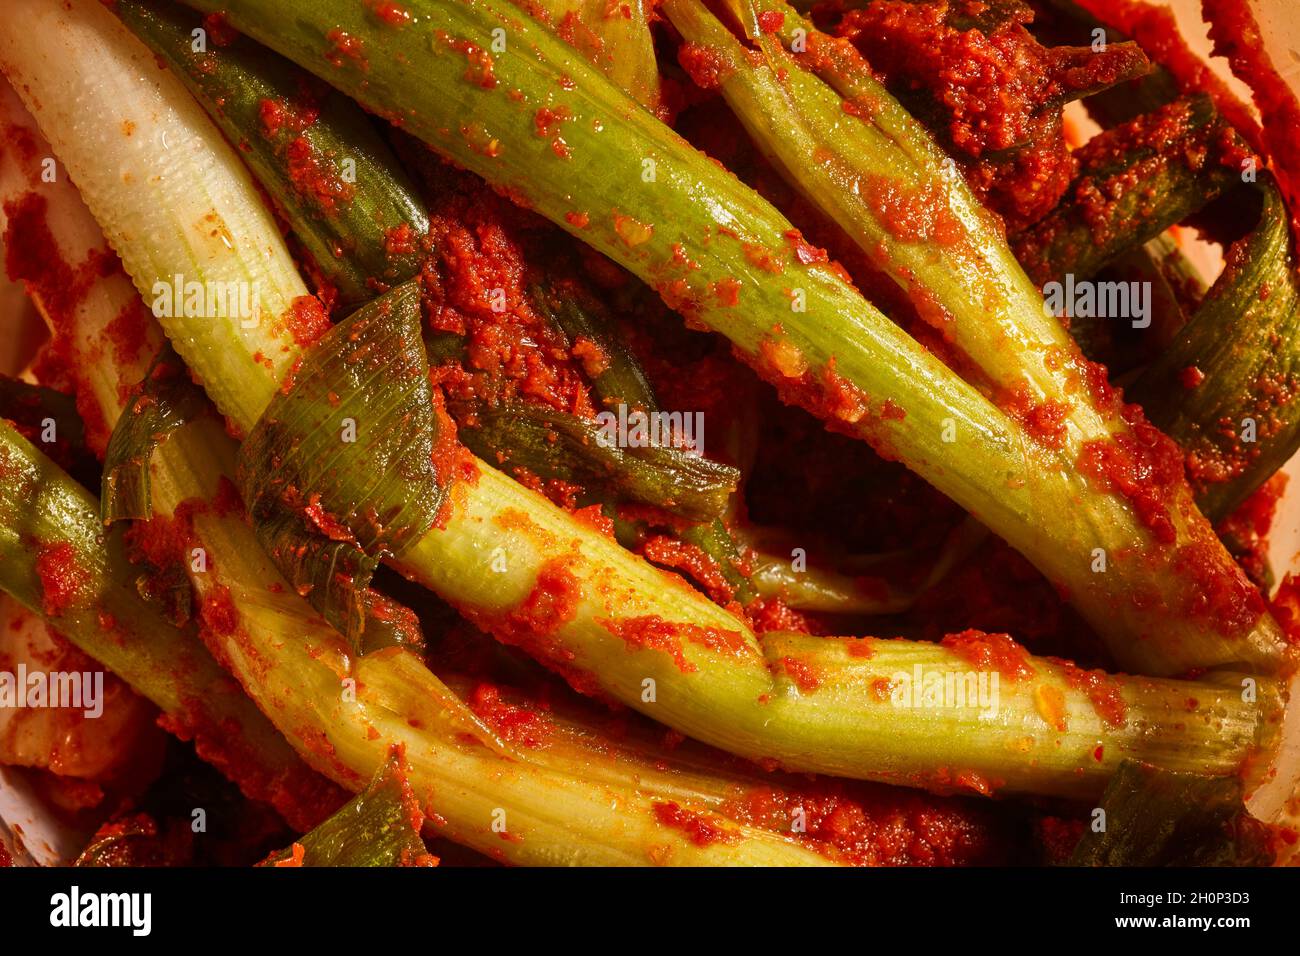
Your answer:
(528, 279), (658, 412)
(1013, 96), (1245, 287)
(1070, 759), (1276, 866)
(261, 751), (432, 867)
(101, 345), (210, 525)
(1130, 178), (1300, 521)
(236, 282), (446, 648)
(0, 375), (97, 490)
(0, 418), (341, 828)
(1039, 0), (1183, 125)
(458, 401), (739, 523)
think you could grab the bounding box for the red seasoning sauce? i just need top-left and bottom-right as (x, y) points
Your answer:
(368, 1), (414, 28)
(1076, 419), (1185, 545)
(1052, 659), (1128, 728)
(602, 615), (755, 673)
(469, 682), (553, 748)
(940, 629), (1037, 682)
(782, 654), (826, 692)
(652, 801), (740, 847)
(640, 535), (735, 606)
(459, 556), (602, 698)
(1202, 0), (1300, 246)
(33, 542), (81, 617)
(720, 780), (1013, 865)
(677, 42), (735, 90)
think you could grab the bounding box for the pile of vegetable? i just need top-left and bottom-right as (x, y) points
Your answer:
(0, 0), (1296, 867)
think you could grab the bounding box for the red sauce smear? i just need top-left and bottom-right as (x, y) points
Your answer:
(1076, 418), (1185, 545)
(777, 655), (823, 693)
(2, 191), (116, 453)
(368, 1), (413, 28)
(437, 32), (498, 89)
(862, 175), (965, 246)
(459, 556), (602, 698)
(652, 801), (739, 847)
(469, 682), (552, 748)
(939, 629), (1037, 681)
(325, 29), (370, 73)
(721, 780), (1012, 865)
(1000, 384), (1070, 450)
(678, 42), (735, 90)
(202, 12), (240, 47)
(34, 542), (81, 616)
(422, 176), (596, 419)
(285, 135), (356, 215)
(602, 614), (755, 673)
(641, 535), (735, 606)
(1052, 659), (1128, 727)
(284, 295), (330, 348)
(1201, 0), (1300, 251)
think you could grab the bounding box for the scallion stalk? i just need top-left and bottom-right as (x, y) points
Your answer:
(528, 0), (662, 112)
(0, 0), (314, 430)
(458, 400), (739, 522)
(1012, 96), (1243, 288)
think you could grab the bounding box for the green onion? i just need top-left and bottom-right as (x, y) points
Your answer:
(0, 418), (342, 830)
(143, 419), (839, 864)
(459, 401), (738, 522)
(824, 0), (1151, 159)
(1040, 0), (1182, 125)
(1070, 759), (1276, 866)
(402, 454), (1277, 797)
(743, 518), (987, 615)
(237, 282), (445, 647)
(167, 0), (1287, 681)
(663, 0), (1284, 675)
(261, 752), (432, 866)
(115, 0), (429, 309)
(101, 344), (210, 524)
(0, 17), (837, 860)
(1130, 179), (1300, 521)
(528, 279), (658, 412)
(678, 517), (756, 607)
(1012, 96), (1243, 288)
